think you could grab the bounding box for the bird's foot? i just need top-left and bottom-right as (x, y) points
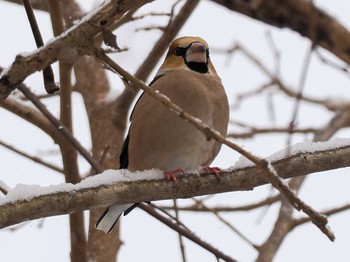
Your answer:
(202, 166), (221, 177)
(163, 168), (185, 186)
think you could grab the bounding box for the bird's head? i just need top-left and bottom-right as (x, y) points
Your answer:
(157, 36), (219, 78)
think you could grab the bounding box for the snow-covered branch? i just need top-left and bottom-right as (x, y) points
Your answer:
(1, 139), (350, 229)
(0, 0), (151, 100)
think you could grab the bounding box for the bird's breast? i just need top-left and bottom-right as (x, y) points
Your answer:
(128, 69), (229, 172)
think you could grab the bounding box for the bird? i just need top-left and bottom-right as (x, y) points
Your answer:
(95, 36), (229, 234)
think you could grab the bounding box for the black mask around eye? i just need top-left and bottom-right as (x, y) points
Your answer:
(173, 45), (209, 74)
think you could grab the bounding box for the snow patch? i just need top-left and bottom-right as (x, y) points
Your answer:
(0, 169), (163, 204)
(230, 155), (255, 170)
(230, 138), (350, 170)
(266, 138), (350, 162)
(3, 183), (75, 203)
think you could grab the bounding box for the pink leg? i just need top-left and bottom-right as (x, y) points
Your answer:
(163, 168), (185, 186)
(202, 167), (221, 177)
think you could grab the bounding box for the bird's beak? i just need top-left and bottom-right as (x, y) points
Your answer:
(185, 42), (208, 64)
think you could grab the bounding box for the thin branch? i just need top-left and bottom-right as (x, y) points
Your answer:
(314, 106), (350, 141)
(22, 0), (58, 93)
(227, 126), (317, 139)
(191, 198), (259, 251)
(16, 85), (104, 173)
(150, 203), (191, 231)
(315, 49), (350, 79)
(286, 43), (314, 147)
(292, 203), (350, 228)
(160, 195), (280, 212)
(218, 44), (341, 112)
(47, 1), (87, 261)
(0, 96), (67, 146)
(2, 0), (48, 11)
(233, 81), (274, 108)
(173, 199), (187, 262)
(139, 204), (237, 262)
(135, 0), (182, 32)
(265, 30), (281, 78)
(0, 140), (64, 174)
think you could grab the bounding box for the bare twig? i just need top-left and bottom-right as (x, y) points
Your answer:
(218, 44), (340, 112)
(22, 0), (59, 93)
(0, 140), (64, 174)
(265, 30), (281, 77)
(135, 0), (182, 32)
(233, 81), (275, 110)
(192, 198), (259, 250)
(16, 85), (104, 173)
(0, 96), (69, 148)
(315, 49), (350, 79)
(315, 106), (350, 141)
(150, 203), (191, 231)
(139, 204), (238, 262)
(292, 203), (350, 228)
(160, 195), (281, 212)
(173, 200), (187, 262)
(227, 125), (317, 139)
(286, 43), (314, 147)
(47, 1), (87, 261)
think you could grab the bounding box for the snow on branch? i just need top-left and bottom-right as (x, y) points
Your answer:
(1, 139), (350, 229)
(0, 0), (152, 100)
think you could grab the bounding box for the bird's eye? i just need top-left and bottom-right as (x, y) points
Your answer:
(174, 47), (185, 56)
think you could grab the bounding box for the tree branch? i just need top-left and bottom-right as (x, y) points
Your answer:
(3, 0), (48, 12)
(292, 203), (350, 228)
(0, 140), (64, 174)
(139, 204), (237, 262)
(47, 1), (87, 261)
(1, 141), (350, 228)
(211, 0), (350, 64)
(160, 195), (280, 212)
(0, 0), (152, 101)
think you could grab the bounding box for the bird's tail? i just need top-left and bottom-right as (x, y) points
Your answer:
(95, 204), (132, 234)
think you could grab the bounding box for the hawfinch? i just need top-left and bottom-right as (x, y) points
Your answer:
(96, 36), (229, 234)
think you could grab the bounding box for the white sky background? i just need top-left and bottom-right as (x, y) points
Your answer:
(1, 0), (350, 261)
